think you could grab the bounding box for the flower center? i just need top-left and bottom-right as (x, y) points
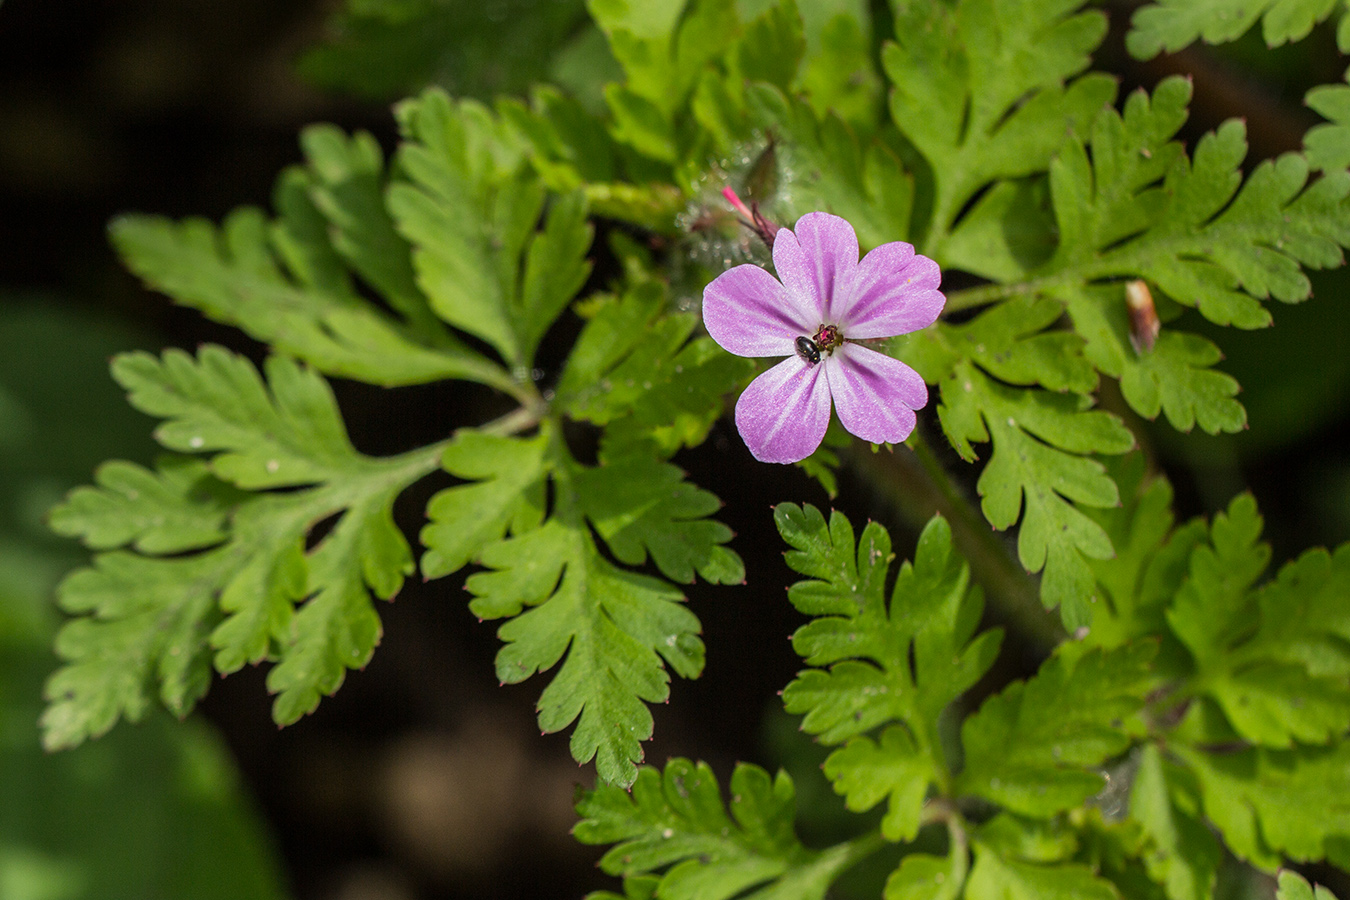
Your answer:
(794, 324), (843, 367)
(813, 324), (842, 351)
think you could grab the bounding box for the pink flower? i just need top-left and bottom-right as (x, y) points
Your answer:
(702, 212), (944, 464)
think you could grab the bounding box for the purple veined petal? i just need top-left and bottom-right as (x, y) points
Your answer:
(841, 243), (945, 340)
(703, 264), (815, 357)
(827, 343), (928, 445)
(772, 213), (859, 323)
(734, 356), (832, 463)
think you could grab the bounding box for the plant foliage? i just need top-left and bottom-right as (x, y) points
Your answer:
(45, 0), (1350, 893)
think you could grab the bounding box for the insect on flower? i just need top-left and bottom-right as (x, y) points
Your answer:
(702, 211), (945, 463)
(794, 336), (821, 365)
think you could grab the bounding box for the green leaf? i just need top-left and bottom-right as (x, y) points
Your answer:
(776, 507), (1001, 838)
(904, 295), (1098, 395)
(932, 359), (1134, 629)
(956, 642), (1155, 816)
(884, 851), (963, 900)
(1278, 870), (1342, 900)
(575, 759), (857, 900)
(1168, 494), (1350, 747)
(742, 86), (913, 251)
(42, 347), (436, 748)
(1129, 744), (1220, 900)
(965, 837), (1120, 900)
(48, 457), (237, 554)
(1046, 78), (1350, 330)
(575, 453), (743, 585)
(390, 89), (594, 369)
(297, 0), (589, 102)
(422, 419), (738, 786)
(1173, 741), (1350, 869)
(556, 283), (754, 460)
(109, 124), (521, 392)
(296, 123), (442, 336)
(1081, 456), (1208, 650)
(795, 7), (881, 134)
(1306, 78), (1350, 172)
(883, 0), (1115, 253)
(1125, 0), (1339, 59)
(1065, 284), (1246, 435)
(420, 432), (548, 579)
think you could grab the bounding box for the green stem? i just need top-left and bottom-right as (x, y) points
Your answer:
(847, 425), (1066, 654)
(943, 271), (1085, 314)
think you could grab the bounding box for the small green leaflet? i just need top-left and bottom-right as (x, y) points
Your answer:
(1126, 0), (1340, 59)
(1065, 284), (1245, 435)
(110, 126), (514, 392)
(43, 346), (436, 748)
(574, 759), (861, 900)
(1080, 456), (1208, 650)
(898, 296), (1135, 629)
(956, 642), (1155, 817)
(1046, 77), (1350, 330)
(420, 423), (741, 787)
(1167, 494), (1350, 748)
(884, 0), (1115, 254)
(553, 280), (755, 462)
(1173, 742), (1350, 870)
(390, 89), (593, 371)
(1278, 870), (1343, 900)
(775, 505), (1001, 840)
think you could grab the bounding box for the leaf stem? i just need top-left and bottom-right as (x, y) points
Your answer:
(943, 272), (1082, 314)
(848, 424), (1065, 654)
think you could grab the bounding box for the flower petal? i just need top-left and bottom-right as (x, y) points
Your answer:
(703, 263), (815, 357)
(734, 356), (832, 463)
(841, 242), (945, 340)
(772, 212), (859, 323)
(827, 343), (927, 445)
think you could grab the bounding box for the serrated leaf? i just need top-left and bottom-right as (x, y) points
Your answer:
(390, 89), (594, 369)
(297, 123), (443, 335)
(742, 86), (913, 250)
(884, 0), (1114, 253)
(110, 161), (510, 390)
(904, 295), (1098, 394)
(934, 360), (1134, 629)
(1046, 78), (1350, 330)
(957, 643), (1155, 816)
(574, 759), (855, 900)
(429, 418), (738, 786)
(556, 283), (754, 460)
(823, 725), (933, 842)
(576, 454), (742, 585)
(1081, 456), (1208, 650)
(884, 851), (963, 900)
(420, 431), (548, 579)
(1126, 0), (1338, 59)
(776, 507), (1001, 833)
(297, 0), (588, 102)
(1168, 494), (1350, 747)
(42, 346), (436, 748)
(40, 551), (224, 749)
(1173, 742), (1350, 869)
(965, 839), (1121, 900)
(1065, 284), (1246, 434)
(1278, 870), (1342, 900)
(48, 457), (237, 554)
(1305, 79), (1350, 172)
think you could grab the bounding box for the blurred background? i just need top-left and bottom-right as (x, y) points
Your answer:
(2, 1), (1350, 898)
